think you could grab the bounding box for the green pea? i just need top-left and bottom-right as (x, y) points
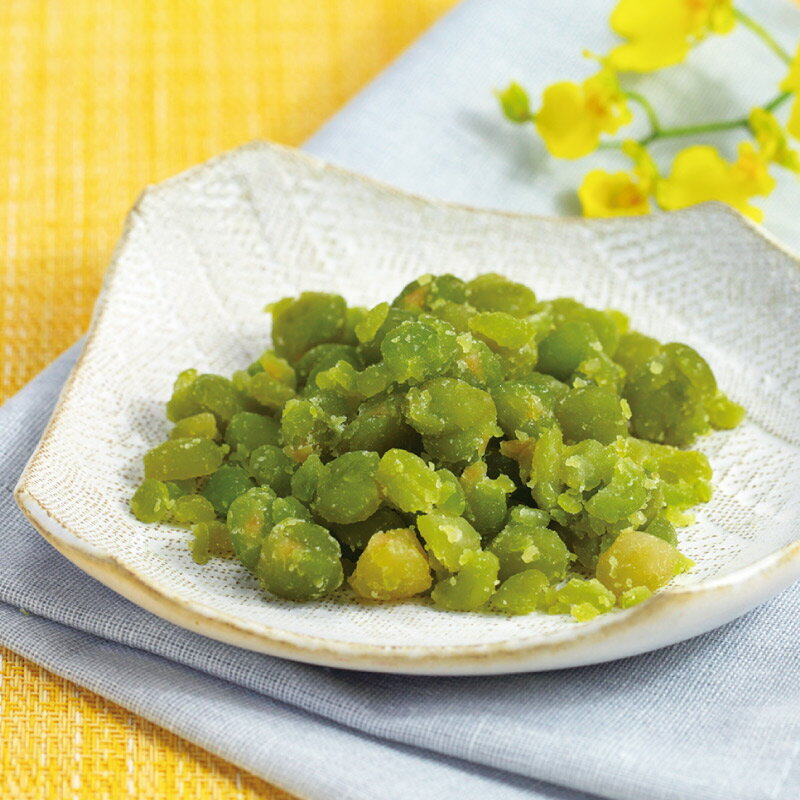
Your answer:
(295, 343), (361, 390)
(707, 391), (745, 430)
(249, 444), (295, 495)
(202, 464), (254, 516)
(190, 521), (234, 565)
(314, 451), (381, 524)
(133, 271), (742, 621)
(417, 513), (481, 572)
(165, 369), (203, 422)
(460, 461), (515, 537)
(644, 516), (678, 547)
(664, 343), (716, 396)
(257, 519), (343, 601)
(545, 577), (616, 621)
(173, 494), (216, 524)
(614, 331), (661, 376)
(143, 438), (225, 481)
(348, 528), (432, 600)
(376, 449), (442, 514)
(548, 298), (621, 355)
(225, 412), (280, 454)
(466, 273), (537, 317)
(428, 299), (477, 333)
(537, 320), (600, 383)
(489, 569), (549, 615)
(330, 507), (406, 555)
(354, 303), (390, 343)
(227, 487), (277, 570)
(341, 394), (419, 454)
(431, 550), (500, 612)
(405, 377), (497, 437)
(529, 425), (565, 511)
(244, 371), (296, 412)
(434, 469), (466, 516)
(170, 412), (219, 441)
(507, 505), (550, 526)
(489, 518), (571, 582)
(624, 343), (721, 446)
(559, 439), (614, 492)
(130, 479), (172, 523)
(355, 307), (416, 363)
(449, 334), (504, 388)
(354, 363), (392, 398)
(289, 453), (325, 504)
(393, 274), (468, 312)
(279, 396), (343, 463)
(619, 585), (653, 609)
(164, 479), (196, 499)
(556, 386), (629, 445)
(269, 292), (348, 362)
(272, 496), (313, 525)
(468, 312), (538, 376)
(380, 318), (460, 384)
(342, 306), (367, 346)
(585, 458), (649, 523)
(493, 377), (566, 439)
(422, 426), (496, 468)
(191, 374), (245, 423)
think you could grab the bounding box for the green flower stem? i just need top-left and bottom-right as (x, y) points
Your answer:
(624, 91), (661, 134)
(601, 91), (793, 149)
(764, 91), (793, 113)
(642, 118), (747, 145)
(733, 9), (793, 65)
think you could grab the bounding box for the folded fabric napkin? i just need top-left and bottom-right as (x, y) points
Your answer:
(2, 1), (799, 799)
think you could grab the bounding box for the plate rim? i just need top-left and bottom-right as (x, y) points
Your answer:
(15, 485), (800, 674)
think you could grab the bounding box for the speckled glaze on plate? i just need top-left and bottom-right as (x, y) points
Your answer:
(15, 142), (800, 675)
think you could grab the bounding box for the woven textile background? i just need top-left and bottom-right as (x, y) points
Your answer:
(0, 1), (458, 797)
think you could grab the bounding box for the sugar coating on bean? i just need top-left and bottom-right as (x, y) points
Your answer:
(132, 274), (742, 615)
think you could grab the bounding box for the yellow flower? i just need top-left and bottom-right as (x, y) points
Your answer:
(579, 170), (651, 217)
(583, 69), (632, 133)
(780, 45), (800, 140)
(622, 140), (660, 192)
(608, 0), (734, 72)
(749, 108), (800, 172)
(656, 144), (775, 222)
(535, 69), (632, 159)
(732, 142), (776, 196)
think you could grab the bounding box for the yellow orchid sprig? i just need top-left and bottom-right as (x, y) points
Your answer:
(496, 0), (799, 222)
(603, 86), (793, 150)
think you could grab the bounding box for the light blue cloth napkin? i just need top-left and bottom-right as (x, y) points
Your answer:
(2, 2), (799, 798)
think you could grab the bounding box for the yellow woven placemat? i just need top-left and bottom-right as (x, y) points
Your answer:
(0, 1), (457, 797)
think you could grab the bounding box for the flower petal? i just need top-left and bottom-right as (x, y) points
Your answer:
(749, 107), (800, 172)
(579, 170), (650, 217)
(608, 0), (733, 72)
(608, 38), (690, 72)
(623, 140), (660, 193)
(732, 142), (776, 196)
(780, 45), (800, 93)
(610, 0), (687, 39)
(583, 68), (632, 133)
(787, 96), (800, 142)
(535, 82), (599, 159)
(656, 145), (772, 222)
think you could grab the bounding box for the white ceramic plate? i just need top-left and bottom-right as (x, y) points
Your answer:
(15, 142), (800, 675)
